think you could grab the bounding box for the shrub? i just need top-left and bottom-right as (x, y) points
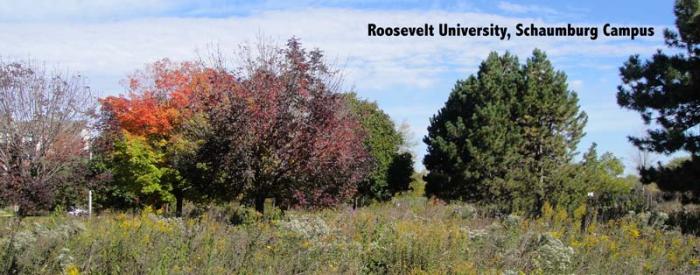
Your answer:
(668, 210), (700, 235)
(229, 206), (262, 226)
(448, 204), (477, 220)
(530, 233), (575, 273)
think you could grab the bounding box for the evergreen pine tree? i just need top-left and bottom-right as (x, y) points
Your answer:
(424, 52), (522, 207)
(617, 0), (700, 202)
(513, 50), (587, 213)
(424, 50), (587, 214)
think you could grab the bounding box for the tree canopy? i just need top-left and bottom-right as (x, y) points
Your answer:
(0, 60), (95, 216)
(95, 39), (375, 213)
(344, 93), (414, 203)
(97, 60), (214, 215)
(423, 50), (587, 214)
(197, 39), (371, 211)
(617, 0), (700, 202)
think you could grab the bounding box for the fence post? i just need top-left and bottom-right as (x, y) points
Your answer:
(88, 190), (92, 217)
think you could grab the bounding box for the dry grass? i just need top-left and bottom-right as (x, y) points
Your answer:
(1, 196), (698, 274)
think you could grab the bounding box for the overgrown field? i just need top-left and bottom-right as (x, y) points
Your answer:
(1, 196), (699, 274)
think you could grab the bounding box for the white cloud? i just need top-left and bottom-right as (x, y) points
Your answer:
(0, 7), (665, 164)
(0, 8), (663, 94)
(569, 79), (584, 91)
(0, 0), (188, 21)
(497, 2), (558, 15)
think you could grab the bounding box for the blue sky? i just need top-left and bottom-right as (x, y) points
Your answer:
(0, 0), (683, 173)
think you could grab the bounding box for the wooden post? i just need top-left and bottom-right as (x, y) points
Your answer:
(88, 190), (92, 217)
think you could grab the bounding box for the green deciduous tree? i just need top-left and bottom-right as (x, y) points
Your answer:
(423, 50), (587, 214)
(100, 132), (174, 209)
(162, 113), (213, 214)
(617, 0), (700, 202)
(344, 93), (414, 202)
(555, 144), (635, 213)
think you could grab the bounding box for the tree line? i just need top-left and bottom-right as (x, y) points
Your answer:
(0, 0), (697, 217)
(0, 39), (415, 216)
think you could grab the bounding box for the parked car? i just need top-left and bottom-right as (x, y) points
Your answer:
(68, 207), (88, 217)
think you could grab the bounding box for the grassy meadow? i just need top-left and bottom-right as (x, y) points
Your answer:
(1, 192), (699, 274)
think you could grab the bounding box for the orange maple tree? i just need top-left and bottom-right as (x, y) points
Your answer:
(100, 59), (205, 137)
(98, 59), (222, 215)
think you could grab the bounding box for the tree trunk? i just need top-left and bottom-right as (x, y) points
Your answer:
(175, 192), (183, 217)
(254, 195), (265, 213)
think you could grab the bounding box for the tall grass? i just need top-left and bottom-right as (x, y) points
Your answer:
(1, 197), (698, 274)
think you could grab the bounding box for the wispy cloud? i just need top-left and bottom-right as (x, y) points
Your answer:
(0, 0), (189, 21)
(0, 8), (662, 92)
(0, 4), (667, 169)
(497, 1), (558, 15)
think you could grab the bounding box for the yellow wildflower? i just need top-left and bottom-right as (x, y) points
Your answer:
(628, 227), (640, 239)
(155, 220), (172, 233)
(65, 264), (80, 275)
(452, 260), (477, 275)
(690, 258), (700, 266)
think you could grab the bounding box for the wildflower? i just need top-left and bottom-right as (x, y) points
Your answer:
(116, 213), (127, 221)
(573, 204), (587, 223)
(569, 239), (582, 249)
(504, 214), (522, 228)
(531, 233), (575, 274)
(155, 220), (172, 233)
(119, 219), (131, 230)
(607, 240), (619, 253)
(464, 228), (488, 240)
(554, 207), (568, 226)
(649, 211), (669, 229)
(668, 251), (679, 265)
(622, 224), (641, 239)
(142, 234), (150, 245)
(690, 258), (700, 266)
(279, 215), (331, 241)
(629, 228), (640, 239)
(586, 222), (598, 234)
(56, 247), (77, 271)
(502, 270), (524, 275)
(65, 264), (80, 275)
(453, 261), (477, 274)
(141, 206), (154, 218)
(541, 202), (555, 223)
(582, 234), (599, 248)
(549, 230), (563, 240)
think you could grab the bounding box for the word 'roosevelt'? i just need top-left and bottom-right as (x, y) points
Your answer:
(368, 23), (510, 40)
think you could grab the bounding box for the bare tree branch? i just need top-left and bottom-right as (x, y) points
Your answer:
(0, 59), (96, 215)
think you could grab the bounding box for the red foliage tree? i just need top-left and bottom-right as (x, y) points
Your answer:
(202, 38), (371, 211)
(98, 39), (371, 213)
